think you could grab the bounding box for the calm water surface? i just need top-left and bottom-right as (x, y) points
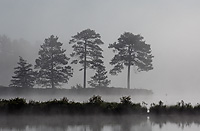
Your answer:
(0, 115), (200, 131)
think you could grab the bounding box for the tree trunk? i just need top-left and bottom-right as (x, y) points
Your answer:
(83, 42), (87, 88)
(127, 62), (131, 89)
(98, 75), (101, 88)
(51, 53), (55, 89)
(51, 79), (55, 89)
(127, 46), (131, 89)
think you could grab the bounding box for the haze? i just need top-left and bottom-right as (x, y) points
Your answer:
(1, 0), (200, 101)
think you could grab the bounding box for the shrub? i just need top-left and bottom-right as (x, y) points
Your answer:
(89, 95), (104, 105)
(120, 96), (132, 105)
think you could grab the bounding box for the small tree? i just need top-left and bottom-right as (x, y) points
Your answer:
(88, 58), (110, 88)
(69, 29), (104, 88)
(35, 35), (73, 88)
(109, 32), (153, 89)
(9, 56), (35, 88)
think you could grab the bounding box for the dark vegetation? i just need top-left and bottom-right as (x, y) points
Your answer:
(1, 96), (200, 116)
(150, 100), (200, 115)
(0, 96), (146, 115)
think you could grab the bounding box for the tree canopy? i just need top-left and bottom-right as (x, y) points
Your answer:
(70, 29), (104, 88)
(9, 56), (35, 88)
(35, 35), (73, 88)
(88, 57), (110, 88)
(109, 32), (153, 89)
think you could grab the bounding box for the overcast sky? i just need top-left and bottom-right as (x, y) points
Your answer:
(1, 0), (200, 96)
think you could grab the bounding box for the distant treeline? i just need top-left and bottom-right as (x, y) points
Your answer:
(3, 29), (153, 90)
(1, 96), (200, 115)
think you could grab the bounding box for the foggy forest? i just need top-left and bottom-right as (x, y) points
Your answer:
(1, 1), (200, 131)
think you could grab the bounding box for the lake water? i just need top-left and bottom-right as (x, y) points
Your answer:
(1, 115), (200, 131)
(1, 90), (200, 131)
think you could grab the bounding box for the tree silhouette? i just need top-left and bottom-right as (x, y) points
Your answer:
(35, 35), (73, 88)
(9, 56), (35, 88)
(109, 32), (153, 89)
(70, 29), (104, 88)
(88, 58), (110, 88)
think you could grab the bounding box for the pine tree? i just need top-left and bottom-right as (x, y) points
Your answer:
(109, 32), (153, 89)
(88, 58), (110, 88)
(9, 56), (35, 88)
(69, 29), (104, 88)
(35, 35), (73, 88)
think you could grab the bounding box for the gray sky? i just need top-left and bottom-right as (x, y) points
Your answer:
(1, 0), (200, 95)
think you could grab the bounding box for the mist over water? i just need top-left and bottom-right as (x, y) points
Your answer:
(1, 115), (200, 131)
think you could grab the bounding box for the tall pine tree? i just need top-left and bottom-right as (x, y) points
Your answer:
(69, 29), (104, 88)
(109, 32), (153, 89)
(10, 56), (35, 88)
(35, 35), (73, 88)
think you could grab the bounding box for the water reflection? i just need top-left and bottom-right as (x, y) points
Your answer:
(150, 115), (200, 130)
(0, 115), (200, 131)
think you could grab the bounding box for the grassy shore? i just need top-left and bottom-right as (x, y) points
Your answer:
(149, 100), (200, 115)
(0, 86), (153, 96)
